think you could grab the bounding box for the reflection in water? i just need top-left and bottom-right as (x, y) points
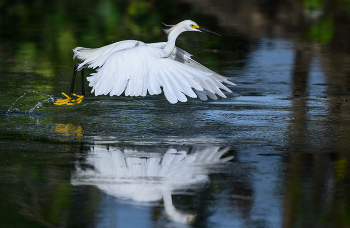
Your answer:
(71, 145), (233, 223)
(54, 123), (83, 142)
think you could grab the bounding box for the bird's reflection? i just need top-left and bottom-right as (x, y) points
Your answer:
(71, 144), (233, 223)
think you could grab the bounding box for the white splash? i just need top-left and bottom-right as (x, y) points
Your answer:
(7, 90), (55, 113)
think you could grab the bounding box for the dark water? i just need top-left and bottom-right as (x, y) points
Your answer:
(1, 0), (350, 227)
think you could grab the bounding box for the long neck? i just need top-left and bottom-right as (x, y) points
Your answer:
(163, 27), (183, 58)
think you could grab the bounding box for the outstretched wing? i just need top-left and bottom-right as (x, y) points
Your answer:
(86, 45), (213, 104)
(149, 42), (236, 101)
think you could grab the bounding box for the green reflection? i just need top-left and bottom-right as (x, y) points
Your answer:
(57, 28), (77, 62)
(98, 0), (121, 40)
(303, 0), (323, 11)
(306, 16), (334, 44)
(302, 0), (337, 44)
(46, 184), (72, 225)
(14, 42), (36, 72)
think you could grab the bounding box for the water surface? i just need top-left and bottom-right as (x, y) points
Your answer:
(1, 0), (350, 227)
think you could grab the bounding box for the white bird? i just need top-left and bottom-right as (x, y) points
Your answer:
(71, 145), (233, 223)
(54, 20), (235, 105)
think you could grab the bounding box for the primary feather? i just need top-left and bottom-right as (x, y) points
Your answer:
(73, 20), (235, 104)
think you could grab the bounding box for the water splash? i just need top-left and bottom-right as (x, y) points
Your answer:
(28, 102), (43, 112)
(7, 91), (56, 113)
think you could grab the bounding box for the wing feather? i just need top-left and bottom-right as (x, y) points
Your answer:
(194, 89), (208, 101)
(195, 79), (214, 94)
(207, 79), (227, 98)
(170, 73), (197, 98)
(158, 64), (186, 103)
(133, 48), (144, 96)
(183, 57), (236, 86)
(140, 59), (148, 97)
(157, 68), (177, 103)
(147, 61), (161, 95)
(163, 45), (236, 101)
(203, 90), (218, 100)
(160, 64), (187, 102)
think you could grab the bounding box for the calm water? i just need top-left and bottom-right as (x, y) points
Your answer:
(1, 0), (350, 227)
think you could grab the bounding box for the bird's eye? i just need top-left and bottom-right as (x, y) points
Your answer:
(190, 24), (195, 28)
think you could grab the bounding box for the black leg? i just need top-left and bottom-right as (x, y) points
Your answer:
(54, 64), (85, 105)
(81, 68), (85, 97)
(68, 64), (79, 97)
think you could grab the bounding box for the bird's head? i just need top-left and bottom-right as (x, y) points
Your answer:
(164, 20), (221, 36)
(183, 20), (221, 36)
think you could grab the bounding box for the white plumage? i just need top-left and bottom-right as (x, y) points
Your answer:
(71, 145), (233, 223)
(73, 20), (235, 104)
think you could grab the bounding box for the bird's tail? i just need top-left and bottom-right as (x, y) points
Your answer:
(73, 44), (117, 70)
(73, 47), (102, 69)
(73, 47), (93, 61)
(73, 41), (139, 70)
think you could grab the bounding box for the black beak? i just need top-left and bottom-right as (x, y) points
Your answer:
(198, 26), (221, 36)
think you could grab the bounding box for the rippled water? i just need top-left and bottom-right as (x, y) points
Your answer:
(1, 0), (350, 227)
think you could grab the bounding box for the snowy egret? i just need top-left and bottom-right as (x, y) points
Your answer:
(54, 20), (235, 105)
(71, 145), (232, 223)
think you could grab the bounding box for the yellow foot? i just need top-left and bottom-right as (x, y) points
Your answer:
(54, 92), (84, 105)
